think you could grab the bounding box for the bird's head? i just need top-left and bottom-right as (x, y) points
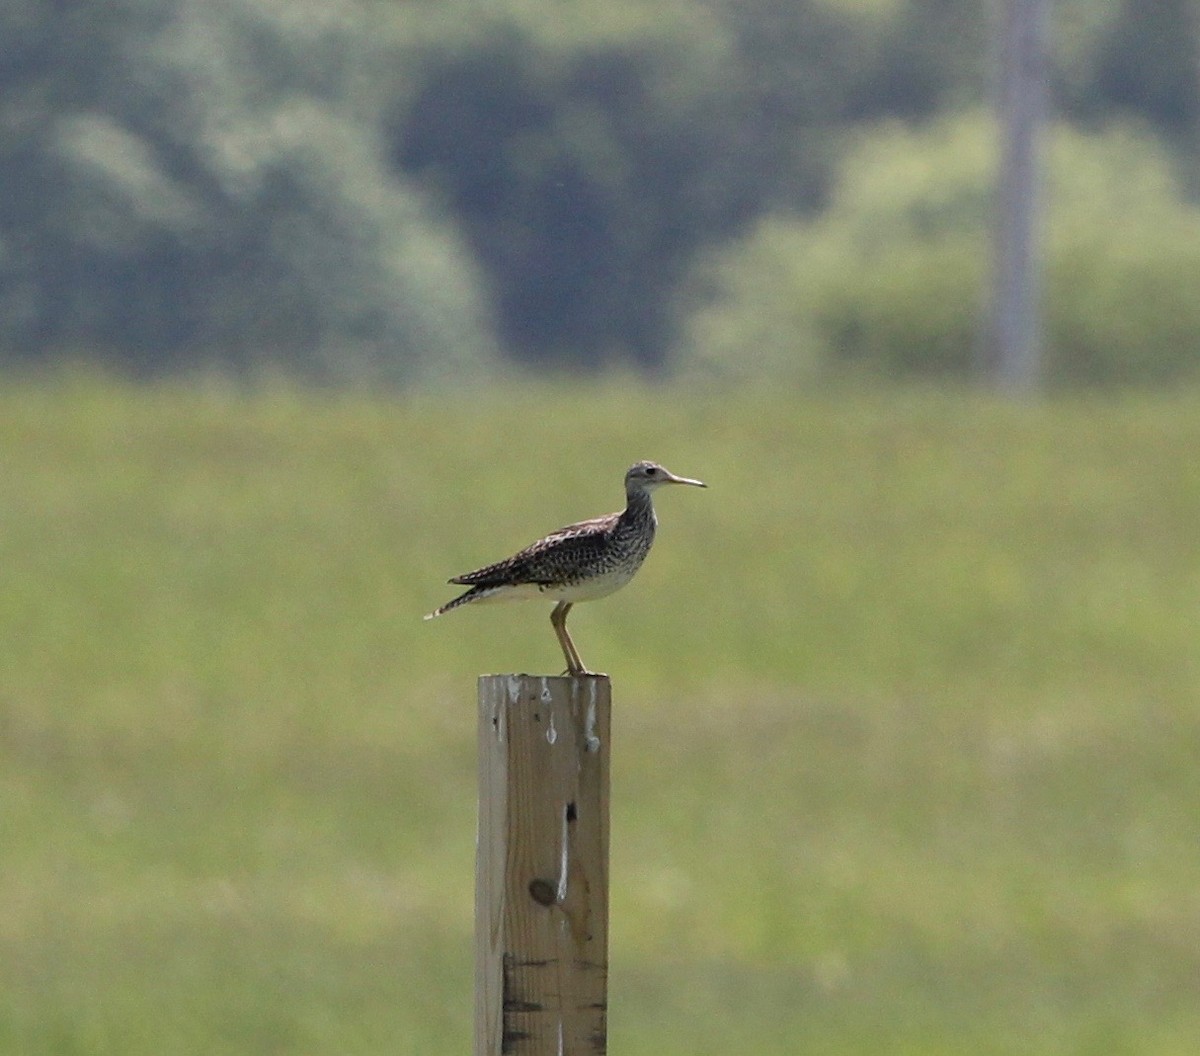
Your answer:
(625, 460), (707, 495)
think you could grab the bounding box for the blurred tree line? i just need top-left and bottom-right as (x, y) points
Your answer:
(1, 0), (1197, 385)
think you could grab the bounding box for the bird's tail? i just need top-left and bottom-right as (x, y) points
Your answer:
(423, 585), (501, 620)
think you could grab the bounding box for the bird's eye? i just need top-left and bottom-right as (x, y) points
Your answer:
(646, 466), (657, 475)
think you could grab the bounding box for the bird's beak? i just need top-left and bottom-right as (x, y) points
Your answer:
(665, 471), (707, 488)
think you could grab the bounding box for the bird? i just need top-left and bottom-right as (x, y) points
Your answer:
(425, 460), (706, 676)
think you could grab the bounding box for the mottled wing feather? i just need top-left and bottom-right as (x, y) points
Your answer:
(449, 513), (619, 586)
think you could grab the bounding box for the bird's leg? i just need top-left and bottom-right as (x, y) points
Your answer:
(550, 602), (581, 675)
(550, 601), (587, 676)
(560, 609), (587, 675)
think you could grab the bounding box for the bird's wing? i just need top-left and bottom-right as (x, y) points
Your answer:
(449, 513), (619, 586)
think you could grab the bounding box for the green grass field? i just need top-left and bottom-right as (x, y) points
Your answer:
(2, 376), (1198, 1054)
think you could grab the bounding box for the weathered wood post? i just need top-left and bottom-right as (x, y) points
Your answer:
(475, 674), (611, 1056)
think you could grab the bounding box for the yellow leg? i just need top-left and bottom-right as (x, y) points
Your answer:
(550, 601), (588, 676)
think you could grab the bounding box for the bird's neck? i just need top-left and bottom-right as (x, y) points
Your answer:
(621, 486), (657, 529)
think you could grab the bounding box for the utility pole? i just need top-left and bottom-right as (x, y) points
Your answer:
(990, 0), (1048, 392)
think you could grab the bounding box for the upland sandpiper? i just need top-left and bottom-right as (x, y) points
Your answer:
(425, 461), (706, 675)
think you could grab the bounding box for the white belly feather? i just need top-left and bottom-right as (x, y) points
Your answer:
(459, 565), (640, 607)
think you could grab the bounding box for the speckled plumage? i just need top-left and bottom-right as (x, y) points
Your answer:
(425, 460), (705, 674)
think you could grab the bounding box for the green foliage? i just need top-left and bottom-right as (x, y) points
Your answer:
(0, 0), (1196, 382)
(1066, 0), (1200, 145)
(846, 0), (990, 117)
(0, 0), (500, 382)
(2, 378), (1199, 1053)
(393, 0), (865, 370)
(678, 114), (1200, 386)
(1045, 124), (1200, 384)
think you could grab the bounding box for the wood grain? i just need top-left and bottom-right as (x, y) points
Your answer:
(476, 674), (611, 1055)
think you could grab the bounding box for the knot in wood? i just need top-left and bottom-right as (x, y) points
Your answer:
(527, 878), (558, 906)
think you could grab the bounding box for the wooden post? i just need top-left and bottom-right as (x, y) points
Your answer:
(475, 674), (611, 1056)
